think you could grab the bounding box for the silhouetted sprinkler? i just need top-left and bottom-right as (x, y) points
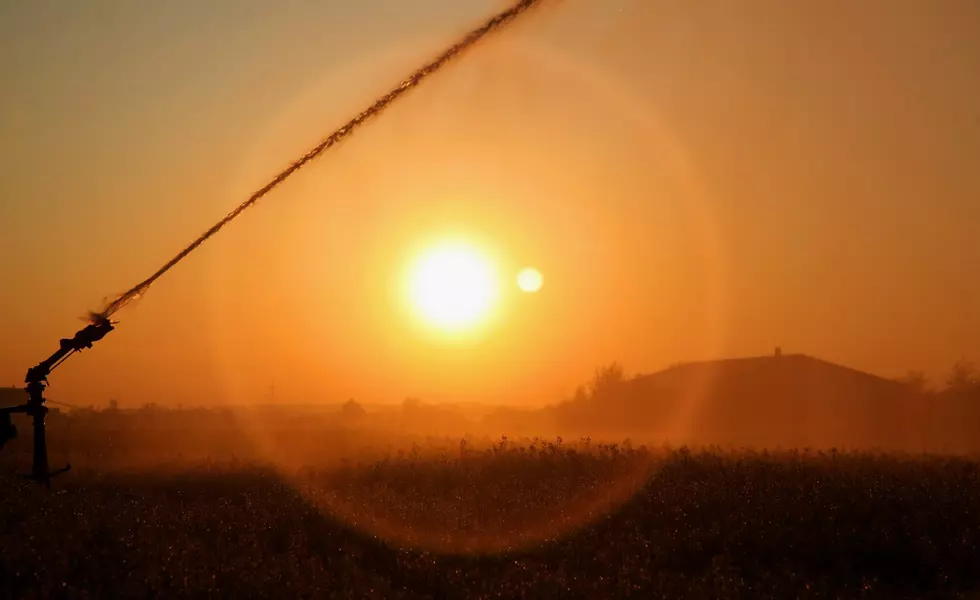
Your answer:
(0, 0), (549, 486)
(1, 314), (114, 486)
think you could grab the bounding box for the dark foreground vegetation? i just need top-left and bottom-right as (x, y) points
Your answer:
(3, 438), (979, 599)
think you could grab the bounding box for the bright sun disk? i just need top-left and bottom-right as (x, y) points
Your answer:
(407, 241), (498, 332)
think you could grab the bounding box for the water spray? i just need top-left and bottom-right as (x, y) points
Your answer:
(98, 0), (544, 320)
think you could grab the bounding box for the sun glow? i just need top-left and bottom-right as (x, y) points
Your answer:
(406, 240), (499, 332)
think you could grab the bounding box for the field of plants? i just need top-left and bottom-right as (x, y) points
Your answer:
(3, 429), (980, 599)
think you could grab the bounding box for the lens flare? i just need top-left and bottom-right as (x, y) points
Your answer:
(517, 267), (543, 293)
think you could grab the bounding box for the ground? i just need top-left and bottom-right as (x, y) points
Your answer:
(2, 442), (979, 599)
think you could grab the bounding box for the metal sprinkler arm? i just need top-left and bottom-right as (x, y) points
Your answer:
(12, 315), (115, 486)
(25, 316), (115, 385)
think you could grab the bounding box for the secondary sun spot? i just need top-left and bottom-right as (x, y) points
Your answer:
(407, 241), (499, 332)
(517, 267), (543, 293)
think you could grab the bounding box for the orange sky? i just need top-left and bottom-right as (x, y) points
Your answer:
(1, 0), (978, 407)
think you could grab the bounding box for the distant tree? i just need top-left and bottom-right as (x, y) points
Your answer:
(898, 371), (931, 394)
(946, 360), (979, 395)
(401, 397), (423, 423)
(342, 398), (366, 420)
(587, 362), (626, 401)
(108, 399), (119, 411)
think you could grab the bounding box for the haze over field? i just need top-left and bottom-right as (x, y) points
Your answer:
(1, 0), (979, 410)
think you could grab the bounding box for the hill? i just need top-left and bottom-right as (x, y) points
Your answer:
(627, 353), (914, 447)
(488, 352), (955, 450)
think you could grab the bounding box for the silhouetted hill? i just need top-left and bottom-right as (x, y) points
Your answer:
(636, 353), (914, 446)
(637, 353), (905, 397)
(513, 352), (964, 451)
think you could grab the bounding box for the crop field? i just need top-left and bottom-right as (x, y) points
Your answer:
(3, 429), (980, 599)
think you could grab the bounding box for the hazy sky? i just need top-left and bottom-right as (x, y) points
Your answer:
(1, 0), (978, 407)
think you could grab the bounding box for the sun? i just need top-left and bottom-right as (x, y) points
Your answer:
(407, 240), (499, 332)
